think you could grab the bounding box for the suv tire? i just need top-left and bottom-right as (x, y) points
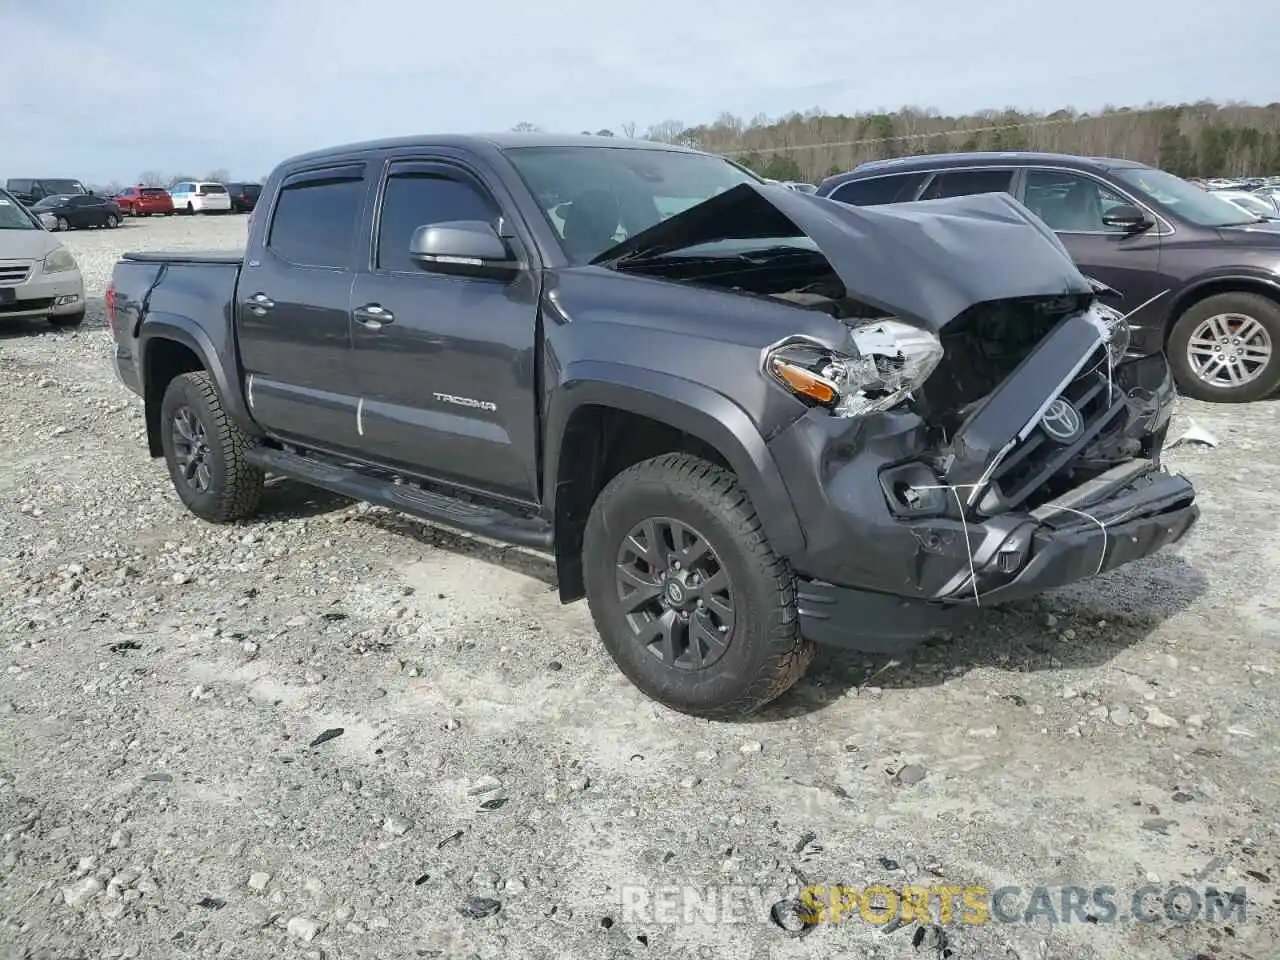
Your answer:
(583, 453), (813, 718)
(1168, 292), (1280, 402)
(159, 371), (264, 522)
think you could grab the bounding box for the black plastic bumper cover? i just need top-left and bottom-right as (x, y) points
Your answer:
(797, 469), (1198, 652)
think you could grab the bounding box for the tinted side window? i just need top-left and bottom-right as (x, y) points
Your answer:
(919, 169), (1014, 201)
(376, 167), (498, 273)
(829, 173), (925, 206)
(1023, 170), (1132, 233)
(268, 170), (366, 268)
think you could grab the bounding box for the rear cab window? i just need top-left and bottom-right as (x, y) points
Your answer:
(198, 184), (227, 195)
(266, 164), (367, 269)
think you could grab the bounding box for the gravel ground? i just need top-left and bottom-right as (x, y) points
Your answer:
(2, 214), (1278, 960)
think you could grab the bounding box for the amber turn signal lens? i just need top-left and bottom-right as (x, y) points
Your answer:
(770, 359), (837, 404)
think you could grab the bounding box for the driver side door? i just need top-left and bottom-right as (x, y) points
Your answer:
(1019, 168), (1163, 319)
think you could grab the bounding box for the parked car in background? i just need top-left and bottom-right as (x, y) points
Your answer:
(781, 181), (818, 193)
(0, 188), (85, 327)
(819, 152), (1280, 403)
(30, 193), (122, 231)
(4, 178), (89, 206)
(1208, 188), (1280, 221)
(169, 181), (232, 214)
(1250, 185), (1280, 215)
(225, 182), (262, 213)
(114, 186), (175, 217)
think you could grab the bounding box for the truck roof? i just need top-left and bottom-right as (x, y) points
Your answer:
(279, 132), (701, 168)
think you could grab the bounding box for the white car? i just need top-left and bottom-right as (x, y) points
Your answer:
(1209, 188), (1280, 221)
(168, 181), (232, 214)
(0, 189), (85, 327)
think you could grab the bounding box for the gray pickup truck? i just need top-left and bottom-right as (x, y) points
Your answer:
(108, 134), (1199, 717)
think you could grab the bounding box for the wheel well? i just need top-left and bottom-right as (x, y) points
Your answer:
(1165, 280), (1280, 342)
(552, 405), (732, 603)
(144, 339), (204, 456)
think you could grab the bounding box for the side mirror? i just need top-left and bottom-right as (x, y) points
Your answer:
(409, 220), (519, 280)
(1101, 204), (1153, 233)
(38, 213), (57, 231)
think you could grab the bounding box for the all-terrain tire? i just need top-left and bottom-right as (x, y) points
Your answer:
(1167, 291), (1280, 403)
(582, 453), (813, 718)
(159, 371), (264, 522)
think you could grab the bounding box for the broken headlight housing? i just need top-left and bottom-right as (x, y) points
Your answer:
(765, 319), (944, 418)
(1085, 299), (1132, 366)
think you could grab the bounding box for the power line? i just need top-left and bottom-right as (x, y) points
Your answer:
(705, 104), (1184, 156)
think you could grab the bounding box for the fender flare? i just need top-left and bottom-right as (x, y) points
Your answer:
(139, 313), (258, 436)
(544, 360), (805, 556)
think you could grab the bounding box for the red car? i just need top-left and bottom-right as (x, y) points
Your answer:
(114, 186), (175, 217)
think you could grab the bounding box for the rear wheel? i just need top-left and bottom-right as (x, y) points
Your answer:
(55, 216), (70, 231)
(582, 453), (812, 718)
(159, 371), (264, 522)
(186, 202), (195, 215)
(1168, 292), (1280, 402)
(105, 213), (119, 228)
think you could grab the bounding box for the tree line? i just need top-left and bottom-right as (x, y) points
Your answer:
(87, 100), (1280, 194)
(688, 101), (1280, 183)
(532, 100), (1280, 184)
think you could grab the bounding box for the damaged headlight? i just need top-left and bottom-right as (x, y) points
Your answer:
(765, 319), (944, 418)
(1085, 300), (1131, 366)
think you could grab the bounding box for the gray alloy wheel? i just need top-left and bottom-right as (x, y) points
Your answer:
(1185, 312), (1272, 389)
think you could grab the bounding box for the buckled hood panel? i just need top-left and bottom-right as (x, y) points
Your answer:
(595, 183), (1093, 330)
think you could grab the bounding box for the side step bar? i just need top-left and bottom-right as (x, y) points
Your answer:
(245, 447), (554, 551)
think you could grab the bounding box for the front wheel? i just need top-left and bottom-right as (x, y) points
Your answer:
(48, 309), (85, 328)
(105, 214), (119, 228)
(159, 371), (264, 522)
(582, 453), (813, 718)
(55, 216), (70, 232)
(1168, 292), (1280, 402)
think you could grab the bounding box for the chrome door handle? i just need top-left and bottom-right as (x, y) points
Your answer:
(247, 292), (274, 316)
(353, 303), (394, 329)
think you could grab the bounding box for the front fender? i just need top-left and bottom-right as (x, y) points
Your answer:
(140, 313), (258, 436)
(545, 360), (806, 556)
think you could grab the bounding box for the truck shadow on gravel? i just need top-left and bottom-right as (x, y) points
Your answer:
(759, 553), (1211, 720)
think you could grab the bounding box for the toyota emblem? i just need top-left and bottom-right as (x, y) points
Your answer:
(1040, 398), (1084, 443)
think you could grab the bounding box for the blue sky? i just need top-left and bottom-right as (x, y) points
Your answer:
(2, 0), (1277, 184)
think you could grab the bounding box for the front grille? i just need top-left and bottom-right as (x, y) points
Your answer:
(979, 348), (1128, 514)
(0, 263), (32, 285)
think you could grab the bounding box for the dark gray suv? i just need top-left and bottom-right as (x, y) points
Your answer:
(820, 153), (1280, 403)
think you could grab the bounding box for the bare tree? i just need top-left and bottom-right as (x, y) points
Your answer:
(621, 121), (637, 138)
(203, 169), (231, 184)
(511, 121), (541, 132)
(137, 170), (165, 187)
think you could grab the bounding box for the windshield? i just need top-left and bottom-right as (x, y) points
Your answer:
(31, 196), (70, 209)
(1115, 168), (1259, 227)
(141, 187), (168, 196)
(0, 194), (37, 229)
(504, 146), (760, 264)
(199, 184), (227, 195)
(43, 179), (86, 195)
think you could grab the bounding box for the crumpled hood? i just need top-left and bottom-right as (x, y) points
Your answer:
(0, 228), (60, 262)
(594, 183), (1093, 330)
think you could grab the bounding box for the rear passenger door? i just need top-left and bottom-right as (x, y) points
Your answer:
(346, 154), (542, 503)
(236, 162), (370, 454)
(1019, 168), (1162, 317)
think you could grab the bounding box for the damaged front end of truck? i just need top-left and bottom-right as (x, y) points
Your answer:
(596, 182), (1200, 651)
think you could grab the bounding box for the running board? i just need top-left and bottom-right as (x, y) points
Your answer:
(245, 447), (554, 551)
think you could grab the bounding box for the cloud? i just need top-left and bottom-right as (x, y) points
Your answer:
(1, 0), (1277, 182)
